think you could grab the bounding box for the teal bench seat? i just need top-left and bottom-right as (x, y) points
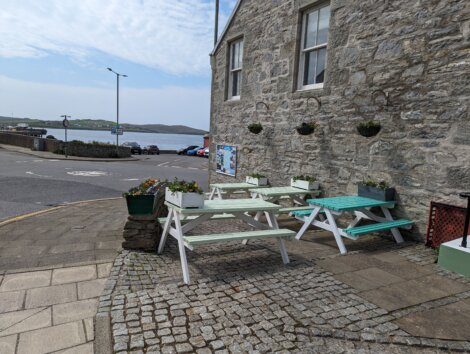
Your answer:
(278, 206), (315, 214)
(158, 214), (236, 225)
(345, 219), (413, 240)
(183, 229), (296, 247)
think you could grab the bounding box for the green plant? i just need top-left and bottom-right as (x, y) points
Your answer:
(362, 178), (390, 190)
(357, 120), (381, 137)
(248, 123), (263, 134)
(123, 178), (160, 197)
(247, 173), (266, 179)
(167, 178), (203, 194)
(293, 175), (316, 182)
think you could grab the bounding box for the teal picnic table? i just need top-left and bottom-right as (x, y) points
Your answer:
(157, 199), (295, 284)
(293, 196), (413, 254)
(208, 182), (270, 200)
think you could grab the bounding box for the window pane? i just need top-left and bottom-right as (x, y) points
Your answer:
(317, 6), (330, 45)
(303, 51), (317, 86)
(238, 40), (243, 68)
(232, 71), (240, 97)
(304, 11), (318, 49)
(315, 48), (326, 84)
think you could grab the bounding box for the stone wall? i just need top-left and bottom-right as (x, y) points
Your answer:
(209, 0), (470, 240)
(0, 132), (35, 148)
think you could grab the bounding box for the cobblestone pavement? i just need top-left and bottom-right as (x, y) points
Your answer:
(96, 219), (470, 353)
(0, 261), (112, 353)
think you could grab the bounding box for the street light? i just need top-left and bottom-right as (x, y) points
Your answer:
(107, 67), (128, 156)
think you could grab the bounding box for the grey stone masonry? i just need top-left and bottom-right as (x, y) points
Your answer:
(209, 0), (470, 240)
(122, 215), (162, 252)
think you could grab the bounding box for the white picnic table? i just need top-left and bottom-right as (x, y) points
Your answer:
(249, 186), (320, 205)
(157, 199), (296, 284)
(208, 182), (270, 200)
(293, 196), (413, 254)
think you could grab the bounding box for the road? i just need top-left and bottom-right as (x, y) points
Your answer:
(0, 148), (209, 221)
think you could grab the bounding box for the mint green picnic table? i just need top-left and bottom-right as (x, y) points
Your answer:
(209, 182), (270, 200)
(293, 196), (413, 254)
(158, 199), (295, 284)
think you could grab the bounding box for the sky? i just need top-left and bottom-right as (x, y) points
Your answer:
(0, 0), (237, 130)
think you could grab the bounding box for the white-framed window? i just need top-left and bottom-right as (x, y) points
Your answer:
(228, 38), (243, 100)
(298, 3), (330, 90)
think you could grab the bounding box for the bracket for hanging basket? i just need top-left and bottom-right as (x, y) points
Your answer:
(372, 89), (390, 107)
(306, 96), (321, 111)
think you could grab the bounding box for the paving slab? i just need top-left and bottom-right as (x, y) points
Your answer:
(0, 334), (17, 354)
(53, 298), (98, 325)
(0, 270), (51, 292)
(84, 317), (94, 341)
(77, 278), (107, 300)
(49, 243), (95, 254)
(0, 290), (25, 313)
(395, 300), (470, 341)
(17, 320), (86, 354)
(25, 283), (77, 308)
(55, 342), (94, 354)
(52, 265), (97, 285)
(97, 263), (112, 278)
(334, 267), (403, 291)
(0, 307), (51, 337)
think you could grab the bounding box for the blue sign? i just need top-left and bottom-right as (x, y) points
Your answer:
(111, 126), (123, 135)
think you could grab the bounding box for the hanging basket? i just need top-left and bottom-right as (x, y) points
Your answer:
(357, 121), (381, 137)
(296, 123), (316, 136)
(248, 123), (263, 134)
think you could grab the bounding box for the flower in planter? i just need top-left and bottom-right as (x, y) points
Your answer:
(292, 175), (316, 182)
(362, 179), (390, 190)
(167, 178), (203, 194)
(247, 173), (266, 179)
(357, 120), (381, 137)
(123, 178), (161, 197)
(248, 123), (263, 134)
(296, 122), (317, 135)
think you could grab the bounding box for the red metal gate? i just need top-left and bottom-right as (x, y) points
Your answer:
(426, 201), (470, 248)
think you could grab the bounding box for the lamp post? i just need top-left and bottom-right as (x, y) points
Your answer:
(214, 0), (219, 45)
(107, 67), (127, 156)
(61, 115), (70, 158)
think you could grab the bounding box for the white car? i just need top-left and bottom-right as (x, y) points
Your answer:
(204, 147), (209, 158)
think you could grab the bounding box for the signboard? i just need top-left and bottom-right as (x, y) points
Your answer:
(62, 118), (69, 128)
(216, 145), (237, 177)
(111, 126), (124, 135)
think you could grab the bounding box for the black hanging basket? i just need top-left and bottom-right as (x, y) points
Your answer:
(357, 124), (381, 137)
(248, 124), (263, 134)
(296, 123), (316, 136)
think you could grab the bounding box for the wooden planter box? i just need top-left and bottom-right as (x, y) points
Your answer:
(125, 195), (155, 215)
(358, 184), (395, 201)
(165, 188), (204, 208)
(291, 179), (319, 190)
(246, 176), (268, 186)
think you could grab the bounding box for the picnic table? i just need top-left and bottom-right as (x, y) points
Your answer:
(208, 182), (270, 200)
(250, 186), (321, 215)
(293, 196), (413, 254)
(158, 199), (295, 284)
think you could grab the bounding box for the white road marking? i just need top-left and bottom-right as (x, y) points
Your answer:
(171, 166), (181, 169)
(26, 171), (51, 178)
(123, 178), (140, 181)
(67, 171), (109, 177)
(187, 167), (198, 170)
(48, 159), (60, 162)
(158, 161), (170, 167)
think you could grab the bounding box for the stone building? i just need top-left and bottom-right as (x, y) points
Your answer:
(208, 0), (470, 239)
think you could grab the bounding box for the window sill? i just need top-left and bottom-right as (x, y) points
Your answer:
(292, 86), (326, 99)
(225, 97), (241, 104)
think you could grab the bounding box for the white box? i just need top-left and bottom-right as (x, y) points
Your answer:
(291, 178), (319, 190)
(165, 188), (204, 208)
(246, 176), (268, 186)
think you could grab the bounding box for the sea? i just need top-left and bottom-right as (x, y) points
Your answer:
(43, 128), (204, 151)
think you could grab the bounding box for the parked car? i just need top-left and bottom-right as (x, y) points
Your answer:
(122, 142), (142, 155)
(196, 147), (206, 157)
(143, 145), (160, 155)
(186, 146), (203, 156)
(204, 147), (209, 158)
(177, 145), (198, 155)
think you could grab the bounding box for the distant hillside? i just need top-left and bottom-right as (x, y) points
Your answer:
(0, 117), (208, 136)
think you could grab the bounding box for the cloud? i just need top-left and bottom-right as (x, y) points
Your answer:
(0, 0), (218, 75)
(0, 75), (210, 129)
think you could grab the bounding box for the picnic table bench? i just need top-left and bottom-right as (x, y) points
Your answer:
(158, 199), (295, 284)
(208, 182), (270, 200)
(293, 195), (413, 254)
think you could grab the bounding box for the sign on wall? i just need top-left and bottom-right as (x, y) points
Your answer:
(216, 145), (237, 177)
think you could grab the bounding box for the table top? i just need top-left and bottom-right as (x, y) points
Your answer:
(306, 195), (395, 212)
(165, 198), (281, 215)
(250, 186), (318, 197)
(210, 182), (270, 190)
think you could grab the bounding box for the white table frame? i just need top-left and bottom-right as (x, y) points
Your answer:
(158, 202), (289, 284)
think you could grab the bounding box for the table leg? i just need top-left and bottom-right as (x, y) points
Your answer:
(208, 187), (216, 200)
(158, 209), (173, 254)
(216, 188), (223, 200)
(381, 207), (404, 243)
(174, 212), (191, 284)
(266, 212), (290, 264)
(324, 209), (347, 254)
(295, 207), (321, 240)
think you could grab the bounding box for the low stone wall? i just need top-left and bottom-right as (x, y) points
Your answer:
(0, 132), (34, 149)
(55, 141), (131, 158)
